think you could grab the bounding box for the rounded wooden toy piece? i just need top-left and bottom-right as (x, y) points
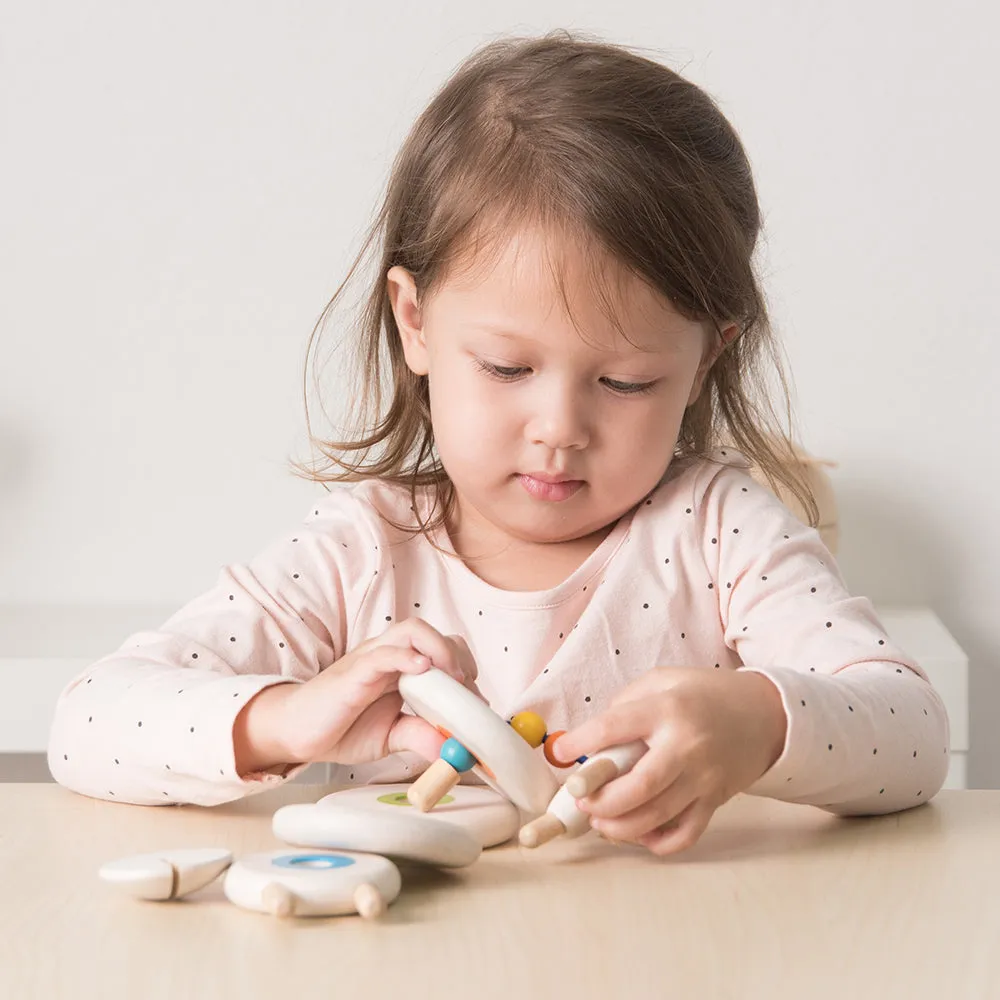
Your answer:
(98, 847), (233, 901)
(440, 737), (477, 772)
(509, 711), (547, 748)
(521, 740), (648, 848)
(316, 783), (519, 848)
(564, 757), (619, 798)
(223, 850), (401, 918)
(273, 799), (481, 867)
(407, 757), (462, 812)
(398, 668), (559, 818)
(518, 812), (566, 848)
(565, 740), (647, 799)
(353, 883), (385, 919)
(543, 731), (575, 768)
(261, 881), (296, 918)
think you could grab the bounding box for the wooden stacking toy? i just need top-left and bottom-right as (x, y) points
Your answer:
(98, 846), (398, 918)
(99, 667), (650, 919)
(223, 849), (401, 918)
(313, 782), (520, 848)
(399, 669), (648, 848)
(98, 847), (233, 901)
(398, 668), (559, 816)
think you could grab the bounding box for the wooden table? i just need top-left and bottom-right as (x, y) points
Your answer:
(2, 784), (997, 999)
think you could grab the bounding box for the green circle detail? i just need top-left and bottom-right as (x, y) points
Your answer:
(377, 791), (455, 807)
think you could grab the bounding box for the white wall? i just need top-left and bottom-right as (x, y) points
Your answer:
(2, 1), (997, 782)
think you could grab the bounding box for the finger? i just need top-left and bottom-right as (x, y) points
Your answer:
(606, 667), (692, 707)
(386, 713), (449, 762)
(321, 646), (431, 721)
(444, 633), (484, 695)
(577, 745), (685, 819)
(589, 780), (700, 843)
(553, 700), (659, 763)
(378, 619), (471, 687)
(635, 799), (715, 856)
(354, 644), (433, 686)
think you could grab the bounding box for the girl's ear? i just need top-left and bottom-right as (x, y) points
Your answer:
(686, 321), (740, 406)
(386, 266), (429, 376)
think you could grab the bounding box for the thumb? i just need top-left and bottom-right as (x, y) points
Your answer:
(386, 713), (448, 763)
(553, 703), (651, 764)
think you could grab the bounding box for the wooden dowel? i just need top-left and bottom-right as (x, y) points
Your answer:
(406, 757), (460, 812)
(565, 757), (619, 799)
(518, 812), (567, 848)
(261, 882), (296, 918)
(353, 883), (386, 919)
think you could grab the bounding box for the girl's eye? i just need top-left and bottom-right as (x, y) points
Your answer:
(474, 359), (656, 395)
(601, 377), (658, 395)
(475, 360), (529, 380)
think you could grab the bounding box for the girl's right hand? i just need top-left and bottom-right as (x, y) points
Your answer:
(233, 618), (482, 774)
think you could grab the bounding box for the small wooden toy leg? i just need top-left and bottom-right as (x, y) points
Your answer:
(407, 737), (477, 812)
(518, 812), (567, 848)
(353, 882), (386, 919)
(565, 757), (619, 798)
(520, 740), (649, 849)
(261, 881), (297, 918)
(407, 758), (462, 811)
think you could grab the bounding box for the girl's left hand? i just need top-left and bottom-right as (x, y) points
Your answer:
(552, 667), (788, 856)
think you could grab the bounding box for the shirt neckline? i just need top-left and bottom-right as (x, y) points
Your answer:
(428, 500), (635, 610)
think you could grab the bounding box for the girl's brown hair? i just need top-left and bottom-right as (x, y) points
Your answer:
(291, 31), (819, 544)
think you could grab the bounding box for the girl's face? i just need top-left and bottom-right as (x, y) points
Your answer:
(388, 226), (733, 555)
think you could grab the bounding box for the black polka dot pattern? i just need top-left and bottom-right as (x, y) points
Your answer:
(47, 467), (944, 812)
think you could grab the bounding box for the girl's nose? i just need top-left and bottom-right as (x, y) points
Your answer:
(525, 384), (590, 451)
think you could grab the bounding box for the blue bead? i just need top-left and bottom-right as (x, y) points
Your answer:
(440, 737), (476, 772)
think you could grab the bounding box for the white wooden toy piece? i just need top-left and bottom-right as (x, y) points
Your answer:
(272, 800), (481, 867)
(315, 783), (520, 848)
(398, 668), (559, 818)
(519, 739), (647, 848)
(98, 847), (233, 901)
(223, 849), (401, 919)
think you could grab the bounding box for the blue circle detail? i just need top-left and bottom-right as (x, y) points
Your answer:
(272, 853), (355, 870)
(440, 736), (476, 772)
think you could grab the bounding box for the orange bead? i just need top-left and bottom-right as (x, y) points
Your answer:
(543, 730), (575, 768)
(509, 711), (547, 748)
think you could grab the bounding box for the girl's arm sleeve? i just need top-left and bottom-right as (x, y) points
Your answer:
(46, 490), (382, 807)
(697, 462), (950, 815)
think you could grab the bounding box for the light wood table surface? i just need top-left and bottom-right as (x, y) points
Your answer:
(2, 784), (997, 1000)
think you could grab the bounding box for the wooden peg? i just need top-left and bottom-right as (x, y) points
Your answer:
(407, 757), (462, 812)
(518, 812), (567, 848)
(261, 881), (297, 918)
(353, 882), (386, 919)
(407, 736), (477, 812)
(565, 757), (620, 798)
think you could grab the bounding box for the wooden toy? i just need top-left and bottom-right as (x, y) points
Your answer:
(398, 669), (559, 817)
(314, 783), (520, 848)
(272, 800), (481, 867)
(98, 847), (233, 900)
(222, 849), (401, 918)
(519, 739), (647, 848)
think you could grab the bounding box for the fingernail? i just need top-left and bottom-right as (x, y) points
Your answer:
(411, 654), (430, 667)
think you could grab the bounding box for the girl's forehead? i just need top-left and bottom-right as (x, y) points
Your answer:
(430, 225), (702, 353)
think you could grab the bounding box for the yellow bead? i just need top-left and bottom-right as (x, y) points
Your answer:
(509, 711), (547, 748)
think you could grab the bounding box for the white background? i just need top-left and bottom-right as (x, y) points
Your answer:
(2, 2), (996, 782)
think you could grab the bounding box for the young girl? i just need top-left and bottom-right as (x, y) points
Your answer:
(48, 32), (949, 856)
